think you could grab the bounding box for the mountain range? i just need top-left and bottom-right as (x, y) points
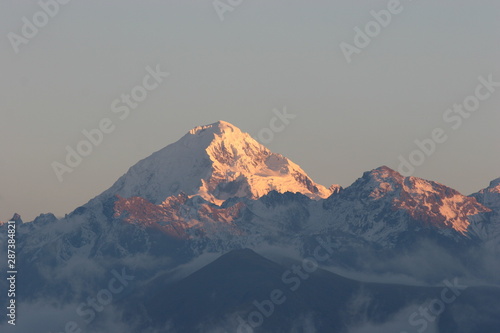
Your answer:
(1, 121), (499, 333)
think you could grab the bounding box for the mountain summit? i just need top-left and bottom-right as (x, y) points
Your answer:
(324, 166), (491, 237)
(471, 177), (500, 211)
(100, 121), (338, 205)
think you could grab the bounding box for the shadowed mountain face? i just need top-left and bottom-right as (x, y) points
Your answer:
(471, 178), (500, 211)
(126, 249), (500, 333)
(1, 121), (499, 333)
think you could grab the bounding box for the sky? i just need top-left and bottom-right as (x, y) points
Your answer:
(1, 0), (499, 221)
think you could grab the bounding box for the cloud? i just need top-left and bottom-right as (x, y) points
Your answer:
(348, 304), (439, 333)
(0, 300), (138, 333)
(156, 251), (221, 283)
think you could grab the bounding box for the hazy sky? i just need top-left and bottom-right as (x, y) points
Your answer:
(1, 0), (499, 221)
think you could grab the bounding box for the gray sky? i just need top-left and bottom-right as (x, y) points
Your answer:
(1, 0), (499, 221)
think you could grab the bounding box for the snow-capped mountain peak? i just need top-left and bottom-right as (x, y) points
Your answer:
(488, 177), (500, 192)
(470, 177), (500, 211)
(188, 120), (238, 136)
(99, 121), (337, 206)
(342, 166), (490, 234)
